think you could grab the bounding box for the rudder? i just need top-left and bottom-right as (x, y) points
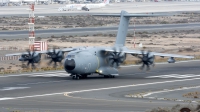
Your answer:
(114, 10), (130, 47)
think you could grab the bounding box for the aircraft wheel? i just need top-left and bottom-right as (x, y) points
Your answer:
(72, 75), (76, 79)
(72, 75), (80, 80)
(104, 75), (109, 78)
(111, 75), (115, 78)
(81, 75), (87, 79)
(76, 75), (80, 80)
(104, 75), (115, 78)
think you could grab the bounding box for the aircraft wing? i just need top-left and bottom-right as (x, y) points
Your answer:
(103, 48), (194, 59)
(5, 48), (74, 56)
(6, 52), (28, 56)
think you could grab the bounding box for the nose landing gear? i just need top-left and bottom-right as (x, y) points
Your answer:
(71, 74), (80, 80)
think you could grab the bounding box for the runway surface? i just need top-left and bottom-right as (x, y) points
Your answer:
(0, 60), (200, 111)
(0, 2), (200, 17)
(0, 23), (200, 39)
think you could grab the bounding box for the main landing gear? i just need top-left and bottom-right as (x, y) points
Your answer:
(103, 75), (115, 78)
(71, 74), (88, 80)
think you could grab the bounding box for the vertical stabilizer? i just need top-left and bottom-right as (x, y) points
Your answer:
(114, 10), (130, 47)
(93, 10), (168, 47)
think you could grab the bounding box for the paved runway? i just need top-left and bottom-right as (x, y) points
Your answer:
(0, 60), (199, 111)
(0, 2), (200, 17)
(1, 23), (200, 39)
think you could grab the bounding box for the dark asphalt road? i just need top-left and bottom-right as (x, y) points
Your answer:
(0, 60), (199, 112)
(0, 23), (200, 39)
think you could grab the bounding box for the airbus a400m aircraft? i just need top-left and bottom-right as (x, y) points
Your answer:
(6, 10), (193, 80)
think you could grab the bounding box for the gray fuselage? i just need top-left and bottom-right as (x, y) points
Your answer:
(64, 46), (109, 75)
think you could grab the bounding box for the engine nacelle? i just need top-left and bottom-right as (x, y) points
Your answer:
(20, 53), (41, 62)
(168, 57), (175, 63)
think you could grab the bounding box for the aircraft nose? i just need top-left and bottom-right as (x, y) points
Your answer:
(65, 59), (75, 71)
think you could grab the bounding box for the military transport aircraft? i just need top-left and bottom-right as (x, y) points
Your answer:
(6, 10), (193, 79)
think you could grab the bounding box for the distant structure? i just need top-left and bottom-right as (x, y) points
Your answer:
(27, 3), (35, 50)
(1, 0), (200, 5)
(34, 41), (48, 51)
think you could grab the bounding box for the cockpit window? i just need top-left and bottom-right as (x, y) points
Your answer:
(67, 55), (75, 58)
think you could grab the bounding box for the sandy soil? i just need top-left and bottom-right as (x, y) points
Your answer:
(0, 29), (200, 71)
(183, 92), (200, 99)
(0, 12), (200, 30)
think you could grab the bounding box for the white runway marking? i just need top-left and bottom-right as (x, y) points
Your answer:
(0, 87), (29, 91)
(121, 60), (200, 67)
(0, 71), (68, 78)
(17, 80), (68, 86)
(146, 74), (200, 79)
(0, 60), (199, 78)
(29, 73), (70, 77)
(143, 86), (200, 97)
(1, 77), (200, 101)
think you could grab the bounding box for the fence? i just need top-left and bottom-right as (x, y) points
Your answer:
(0, 56), (21, 61)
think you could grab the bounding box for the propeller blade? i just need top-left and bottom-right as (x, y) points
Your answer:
(110, 52), (115, 57)
(140, 64), (145, 70)
(148, 61), (153, 65)
(116, 62), (120, 67)
(134, 50), (155, 71)
(136, 60), (143, 64)
(53, 48), (56, 54)
(141, 50), (144, 55)
(53, 62), (57, 68)
(110, 59), (114, 66)
(48, 60), (53, 64)
(146, 64), (150, 71)
(146, 51), (150, 57)
(107, 55), (114, 59)
(137, 55), (143, 59)
(113, 62), (117, 68)
(119, 52), (125, 58)
(31, 62), (35, 69)
(148, 56), (154, 60)
(106, 47), (126, 68)
(119, 58), (124, 63)
(26, 49), (30, 54)
(56, 50), (60, 55)
(27, 61), (30, 66)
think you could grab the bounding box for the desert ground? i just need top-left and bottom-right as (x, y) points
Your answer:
(0, 29), (200, 72)
(0, 12), (199, 30)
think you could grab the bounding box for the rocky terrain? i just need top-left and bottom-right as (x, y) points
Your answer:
(146, 104), (200, 112)
(0, 12), (199, 30)
(0, 29), (199, 72)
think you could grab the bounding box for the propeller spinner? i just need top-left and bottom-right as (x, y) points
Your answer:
(135, 50), (155, 71)
(46, 47), (64, 68)
(106, 47), (126, 68)
(20, 49), (40, 69)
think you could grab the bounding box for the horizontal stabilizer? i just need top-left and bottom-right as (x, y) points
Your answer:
(92, 10), (176, 17)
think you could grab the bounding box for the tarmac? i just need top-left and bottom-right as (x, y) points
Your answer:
(0, 60), (199, 111)
(0, 23), (200, 38)
(0, 2), (200, 17)
(0, 2), (200, 112)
